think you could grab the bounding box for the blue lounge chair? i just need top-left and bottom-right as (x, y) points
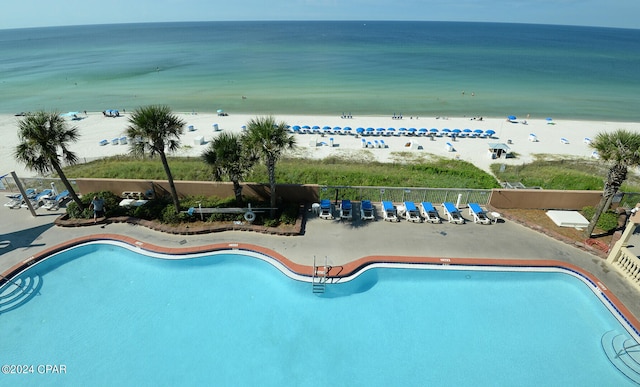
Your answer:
(22, 189), (53, 209)
(382, 201), (399, 222)
(360, 200), (375, 221)
(442, 202), (465, 224)
(403, 202), (421, 223)
(42, 190), (70, 210)
(319, 199), (333, 220)
(4, 188), (37, 209)
(468, 203), (492, 224)
(420, 202), (441, 224)
(339, 199), (353, 220)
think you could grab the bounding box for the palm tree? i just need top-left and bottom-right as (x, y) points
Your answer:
(14, 111), (84, 210)
(584, 129), (640, 237)
(202, 132), (255, 204)
(126, 105), (185, 213)
(242, 116), (295, 217)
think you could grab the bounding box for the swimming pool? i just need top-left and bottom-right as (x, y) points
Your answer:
(1, 241), (638, 386)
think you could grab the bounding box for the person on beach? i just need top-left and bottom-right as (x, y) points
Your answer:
(90, 196), (105, 223)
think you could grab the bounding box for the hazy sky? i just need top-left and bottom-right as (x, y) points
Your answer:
(2, 0), (638, 30)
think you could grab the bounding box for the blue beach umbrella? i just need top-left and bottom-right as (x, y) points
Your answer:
(323, 126), (331, 131)
(366, 127), (375, 134)
(429, 128), (439, 133)
(312, 125), (320, 130)
(333, 126), (341, 131)
(508, 115), (517, 121)
(442, 128), (451, 134)
(452, 129), (461, 134)
(302, 125), (311, 129)
(418, 128), (428, 134)
(408, 128), (417, 134)
(343, 126), (352, 131)
(387, 127), (395, 132)
(356, 127), (365, 134)
(292, 125), (301, 132)
(398, 127), (407, 134)
(546, 117), (553, 121)
(473, 129), (483, 134)
(485, 129), (496, 137)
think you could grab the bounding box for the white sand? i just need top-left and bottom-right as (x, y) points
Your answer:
(1, 111), (639, 179)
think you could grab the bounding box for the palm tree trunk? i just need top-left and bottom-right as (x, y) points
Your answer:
(232, 180), (243, 205)
(584, 193), (614, 237)
(52, 162), (84, 210)
(267, 158), (276, 218)
(159, 152), (181, 213)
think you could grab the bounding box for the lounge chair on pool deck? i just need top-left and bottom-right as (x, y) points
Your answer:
(420, 202), (441, 224)
(468, 203), (492, 225)
(382, 201), (399, 222)
(360, 200), (375, 221)
(4, 188), (37, 209)
(42, 190), (70, 210)
(442, 202), (465, 224)
(21, 189), (54, 209)
(403, 201), (421, 223)
(339, 199), (353, 220)
(319, 199), (333, 220)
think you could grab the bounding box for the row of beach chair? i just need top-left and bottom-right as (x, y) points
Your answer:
(4, 188), (70, 210)
(318, 199), (493, 224)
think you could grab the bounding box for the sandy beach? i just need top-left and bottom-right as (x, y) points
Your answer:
(1, 111), (639, 180)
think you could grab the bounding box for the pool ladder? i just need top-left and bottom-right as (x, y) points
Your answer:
(312, 256), (329, 294)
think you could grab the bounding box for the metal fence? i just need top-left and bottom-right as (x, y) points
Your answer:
(0, 175), (79, 197)
(318, 185), (492, 206)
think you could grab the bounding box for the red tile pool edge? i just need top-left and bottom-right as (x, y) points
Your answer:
(3, 233), (639, 334)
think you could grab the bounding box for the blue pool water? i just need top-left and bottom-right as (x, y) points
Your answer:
(0, 242), (636, 386)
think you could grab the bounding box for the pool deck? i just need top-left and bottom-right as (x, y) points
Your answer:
(2, 204), (640, 324)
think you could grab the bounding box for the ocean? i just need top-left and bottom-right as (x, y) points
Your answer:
(1, 21), (639, 121)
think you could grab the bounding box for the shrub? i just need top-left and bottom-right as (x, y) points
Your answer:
(581, 206), (619, 232)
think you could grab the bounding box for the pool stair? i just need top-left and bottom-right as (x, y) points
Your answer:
(0, 274), (42, 314)
(602, 330), (640, 384)
(312, 256), (329, 294)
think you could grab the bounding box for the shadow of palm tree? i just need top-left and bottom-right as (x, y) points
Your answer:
(0, 222), (53, 257)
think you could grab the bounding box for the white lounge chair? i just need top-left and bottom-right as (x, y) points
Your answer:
(42, 190), (70, 210)
(319, 199), (333, 220)
(442, 202), (465, 224)
(468, 203), (492, 225)
(360, 200), (375, 221)
(420, 202), (441, 224)
(339, 199), (353, 220)
(528, 134), (538, 142)
(382, 201), (399, 222)
(403, 202), (421, 223)
(560, 137), (569, 144)
(4, 188), (37, 209)
(21, 189), (53, 209)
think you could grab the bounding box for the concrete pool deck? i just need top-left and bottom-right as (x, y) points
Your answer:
(2, 203), (640, 323)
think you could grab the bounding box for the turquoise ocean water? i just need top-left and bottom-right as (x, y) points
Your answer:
(1, 21), (639, 121)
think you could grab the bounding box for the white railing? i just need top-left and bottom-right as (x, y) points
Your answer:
(611, 247), (640, 290)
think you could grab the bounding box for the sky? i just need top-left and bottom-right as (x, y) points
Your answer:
(2, 0), (638, 30)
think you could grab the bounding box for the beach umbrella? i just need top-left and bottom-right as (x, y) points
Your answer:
(508, 115), (517, 121)
(343, 126), (352, 131)
(333, 126), (341, 131)
(452, 129), (461, 134)
(485, 129), (496, 136)
(408, 128), (417, 134)
(473, 129), (483, 134)
(418, 128), (428, 133)
(366, 127), (375, 134)
(442, 128), (451, 134)
(292, 125), (301, 132)
(429, 128), (439, 133)
(323, 126), (331, 131)
(387, 127), (395, 131)
(376, 127), (386, 134)
(356, 127), (365, 134)
(546, 117), (553, 121)
(463, 128), (472, 133)
(302, 125), (311, 129)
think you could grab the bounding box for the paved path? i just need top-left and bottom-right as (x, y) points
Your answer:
(1, 204), (639, 320)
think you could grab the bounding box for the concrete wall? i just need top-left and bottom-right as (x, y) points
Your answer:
(75, 178), (320, 203)
(488, 189), (602, 210)
(76, 178), (607, 210)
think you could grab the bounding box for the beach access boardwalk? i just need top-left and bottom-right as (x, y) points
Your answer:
(2, 203), (640, 323)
